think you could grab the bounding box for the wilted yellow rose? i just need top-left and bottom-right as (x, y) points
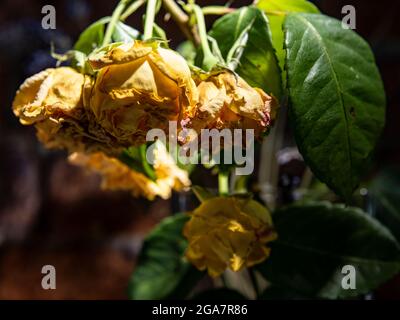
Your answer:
(13, 67), (84, 125)
(184, 196), (277, 277)
(69, 142), (190, 200)
(183, 70), (277, 139)
(12, 67), (120, 154)
(88, 41), (198, 147)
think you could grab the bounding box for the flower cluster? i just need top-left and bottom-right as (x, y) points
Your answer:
(13, 39), (277, 275)
(13, 40), (276, 203)
(13, 41), (276, 156)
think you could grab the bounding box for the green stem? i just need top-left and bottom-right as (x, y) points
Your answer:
(162, 0), (200, 45)
(263, 10), (286, 16)
(120, 0), (146, 21)
(192, 4), (218, 71)
(143, 0), (157, 40)
(218, 172), (229, 196)
(102, 0), (129, 46)
(202, 6), (234, 16)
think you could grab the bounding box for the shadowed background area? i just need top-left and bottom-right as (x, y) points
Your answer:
(0, 0), (399, 299)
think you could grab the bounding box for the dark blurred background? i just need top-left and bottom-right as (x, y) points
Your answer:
(0, 0), (399, 299)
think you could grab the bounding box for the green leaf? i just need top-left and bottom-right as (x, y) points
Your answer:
(69, 51), (87, 72)
(139, 144), (157, 181)
(370, 167), (400, 241)
(192, 288), (247, 300)
(51, 49), (92, 74)
(177, 41), (197, 65)
(73, 17), (109, 55)
(112, 21), (139, 42)
(256, 201), (400, 299)
(119, 144), (157, 181)
(284, 13), (386, 199)
(257, 0), (319, 14)
(257, 0), (319, 82)
(208, 6), (282, 99)
(152, 23), (167, 42)
(74, 18), (138, 55)
(128, 214), (204, 300)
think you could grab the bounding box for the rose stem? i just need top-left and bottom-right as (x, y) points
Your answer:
(102, 0), (129, 46)
(218, 171), (229, 196)
(202, 6), (235, 16)
(120, 0), (146, 21)
(192, 4), (219, 71)
(143, 0), (158, 40)
(162, 0), (200, 46)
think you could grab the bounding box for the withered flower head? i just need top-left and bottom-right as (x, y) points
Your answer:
(12, 67), (120, 154)
(184, 70), (277, 139)
(184, 196), (277, 277)
(88, 41), (199, 147)
(69, 142), (190, 200)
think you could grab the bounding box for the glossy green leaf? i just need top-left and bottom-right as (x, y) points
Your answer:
(128, 214), (204, 300)
(74, 18), (138, 55)
(112, 21), (139, 42)
(256, 0), (319, 81)
(209, 6), (281, 99)
(284, 13), (386, 199)
(256, 201), (400, 299)
(257, 0), (319, 14)
(370, 167), (400, 241)
(73, 17), (109, 55)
